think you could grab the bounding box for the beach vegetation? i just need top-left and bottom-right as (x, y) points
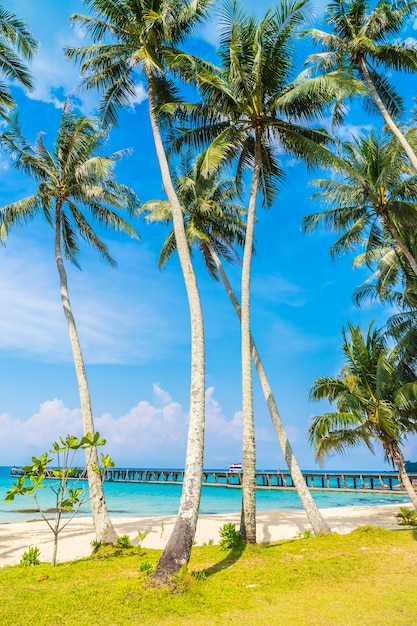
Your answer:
(5, 433), (109, 566)
(294, 529), (314, 540)
(395, 506), (417, 526)
(303, 130), (417, 279)
(0, 2), (38, 115)
(137, 530), (149, 549)
(138, 559), (154, 575)
(1, 527), (417, 625)
(0, 104), (140, 545)
(19, 546), (40, 567)
(90, 539), (101, 553)
(116, 535), (133, 550)
(303, 0), (417, 172)
(219, 522), (241, 549)
(309, 321), (417, 511)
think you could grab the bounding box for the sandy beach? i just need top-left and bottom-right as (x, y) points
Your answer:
(0, 504), (405, 567)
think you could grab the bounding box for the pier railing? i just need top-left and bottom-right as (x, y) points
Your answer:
(11, 466), (417, 492)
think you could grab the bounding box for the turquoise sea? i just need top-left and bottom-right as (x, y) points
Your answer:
(0, 466), (410, 524)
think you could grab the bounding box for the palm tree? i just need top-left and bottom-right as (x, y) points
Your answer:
(66, 0), (212, 580)
(0, 104), (140, 543)
(353, 235), (417, 379)
(0, 3), (37, 115)
(304, 0), (417, 171)
(309, 321), (417, 511)
(302, 130), (417, 277)
(169, 0), (343, 543)
(143, 152), (332, 535)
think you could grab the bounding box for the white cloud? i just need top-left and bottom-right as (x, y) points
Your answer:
(128, 83), (148, 109)
(0, 399), (83, 463)
(336, 123), (373, 141)
(205, 387), (242, 441)
(153, 383), (173, 406)
(0, 385), (248, 467)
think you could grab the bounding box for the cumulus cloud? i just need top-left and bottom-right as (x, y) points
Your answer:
(0, 385), (253, 467)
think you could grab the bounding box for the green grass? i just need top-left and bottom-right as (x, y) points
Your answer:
(1, 526), (416, 625)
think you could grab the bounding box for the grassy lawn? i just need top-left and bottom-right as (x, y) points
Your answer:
(0, 526), (416, 625)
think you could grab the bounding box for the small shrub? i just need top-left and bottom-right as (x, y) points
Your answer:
(395, 507), (417, 526)
(90, 539), (101, 554)
(219, 523), (241, 550)
(139, 560), (153, 575)
(116, 534), (133, 549)
(137, 529), (149, 548)
(20, 546), (40, 567)
(294, 529), (314, 540)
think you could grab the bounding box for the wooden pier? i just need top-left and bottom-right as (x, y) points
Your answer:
(11, 467), (417, 493)
(100, 468), (415, 493)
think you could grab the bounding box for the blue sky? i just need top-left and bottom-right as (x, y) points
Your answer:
(1, 0), (417, 471)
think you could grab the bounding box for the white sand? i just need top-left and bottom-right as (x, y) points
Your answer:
(0, 504), (405, 567)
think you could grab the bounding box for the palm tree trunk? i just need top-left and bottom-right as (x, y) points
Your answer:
(360, 59), (417, 173)
(210, 247), (331, 535)
(382, 210), (417, 278)
(54, 200), (117, 544)
(388, 441), (417, 512)
(240, 128), (262, 544)
(147, 72), (206, 581)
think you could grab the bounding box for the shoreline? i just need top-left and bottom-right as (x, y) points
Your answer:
(0, 503), (406, 567)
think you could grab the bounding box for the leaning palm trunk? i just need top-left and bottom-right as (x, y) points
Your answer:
(147, 73), (206, 580)
(55, 201), (117, 544)
(360, 59), (417, 173)
(386, 440), (417, 512)
(210, 247), (331, 535)
(240, 129), (262, 544)
(382, 210), (417, 278)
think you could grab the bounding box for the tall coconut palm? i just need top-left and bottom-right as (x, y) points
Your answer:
(0, 2), (37, 115)
(66, 0), (212, 579)
(304, 0), (417, 171)
(143, 152), (331, 535)
(169, 0), (344, 542)
(0, 104), (140, 543)
(309, 321), (417, 511)
(302, 131), (417, 276)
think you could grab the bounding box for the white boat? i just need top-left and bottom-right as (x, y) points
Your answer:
(229, 462), (243, 473)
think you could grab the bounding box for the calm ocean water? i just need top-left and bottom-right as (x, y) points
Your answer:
(0, 466), (410, 524)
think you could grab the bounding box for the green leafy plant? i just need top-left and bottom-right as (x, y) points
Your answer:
(395, 507), (417, 526)
(139, 560), (154, 575)
(137, 530), (149, 549)
(116, 535), (133, 549)
(294, 529), (314, 540)
(6, 433), (110, 565)
(219, 523), (241, 550)
(90, 539), (102, 554)
(20, 546), (40, 567)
